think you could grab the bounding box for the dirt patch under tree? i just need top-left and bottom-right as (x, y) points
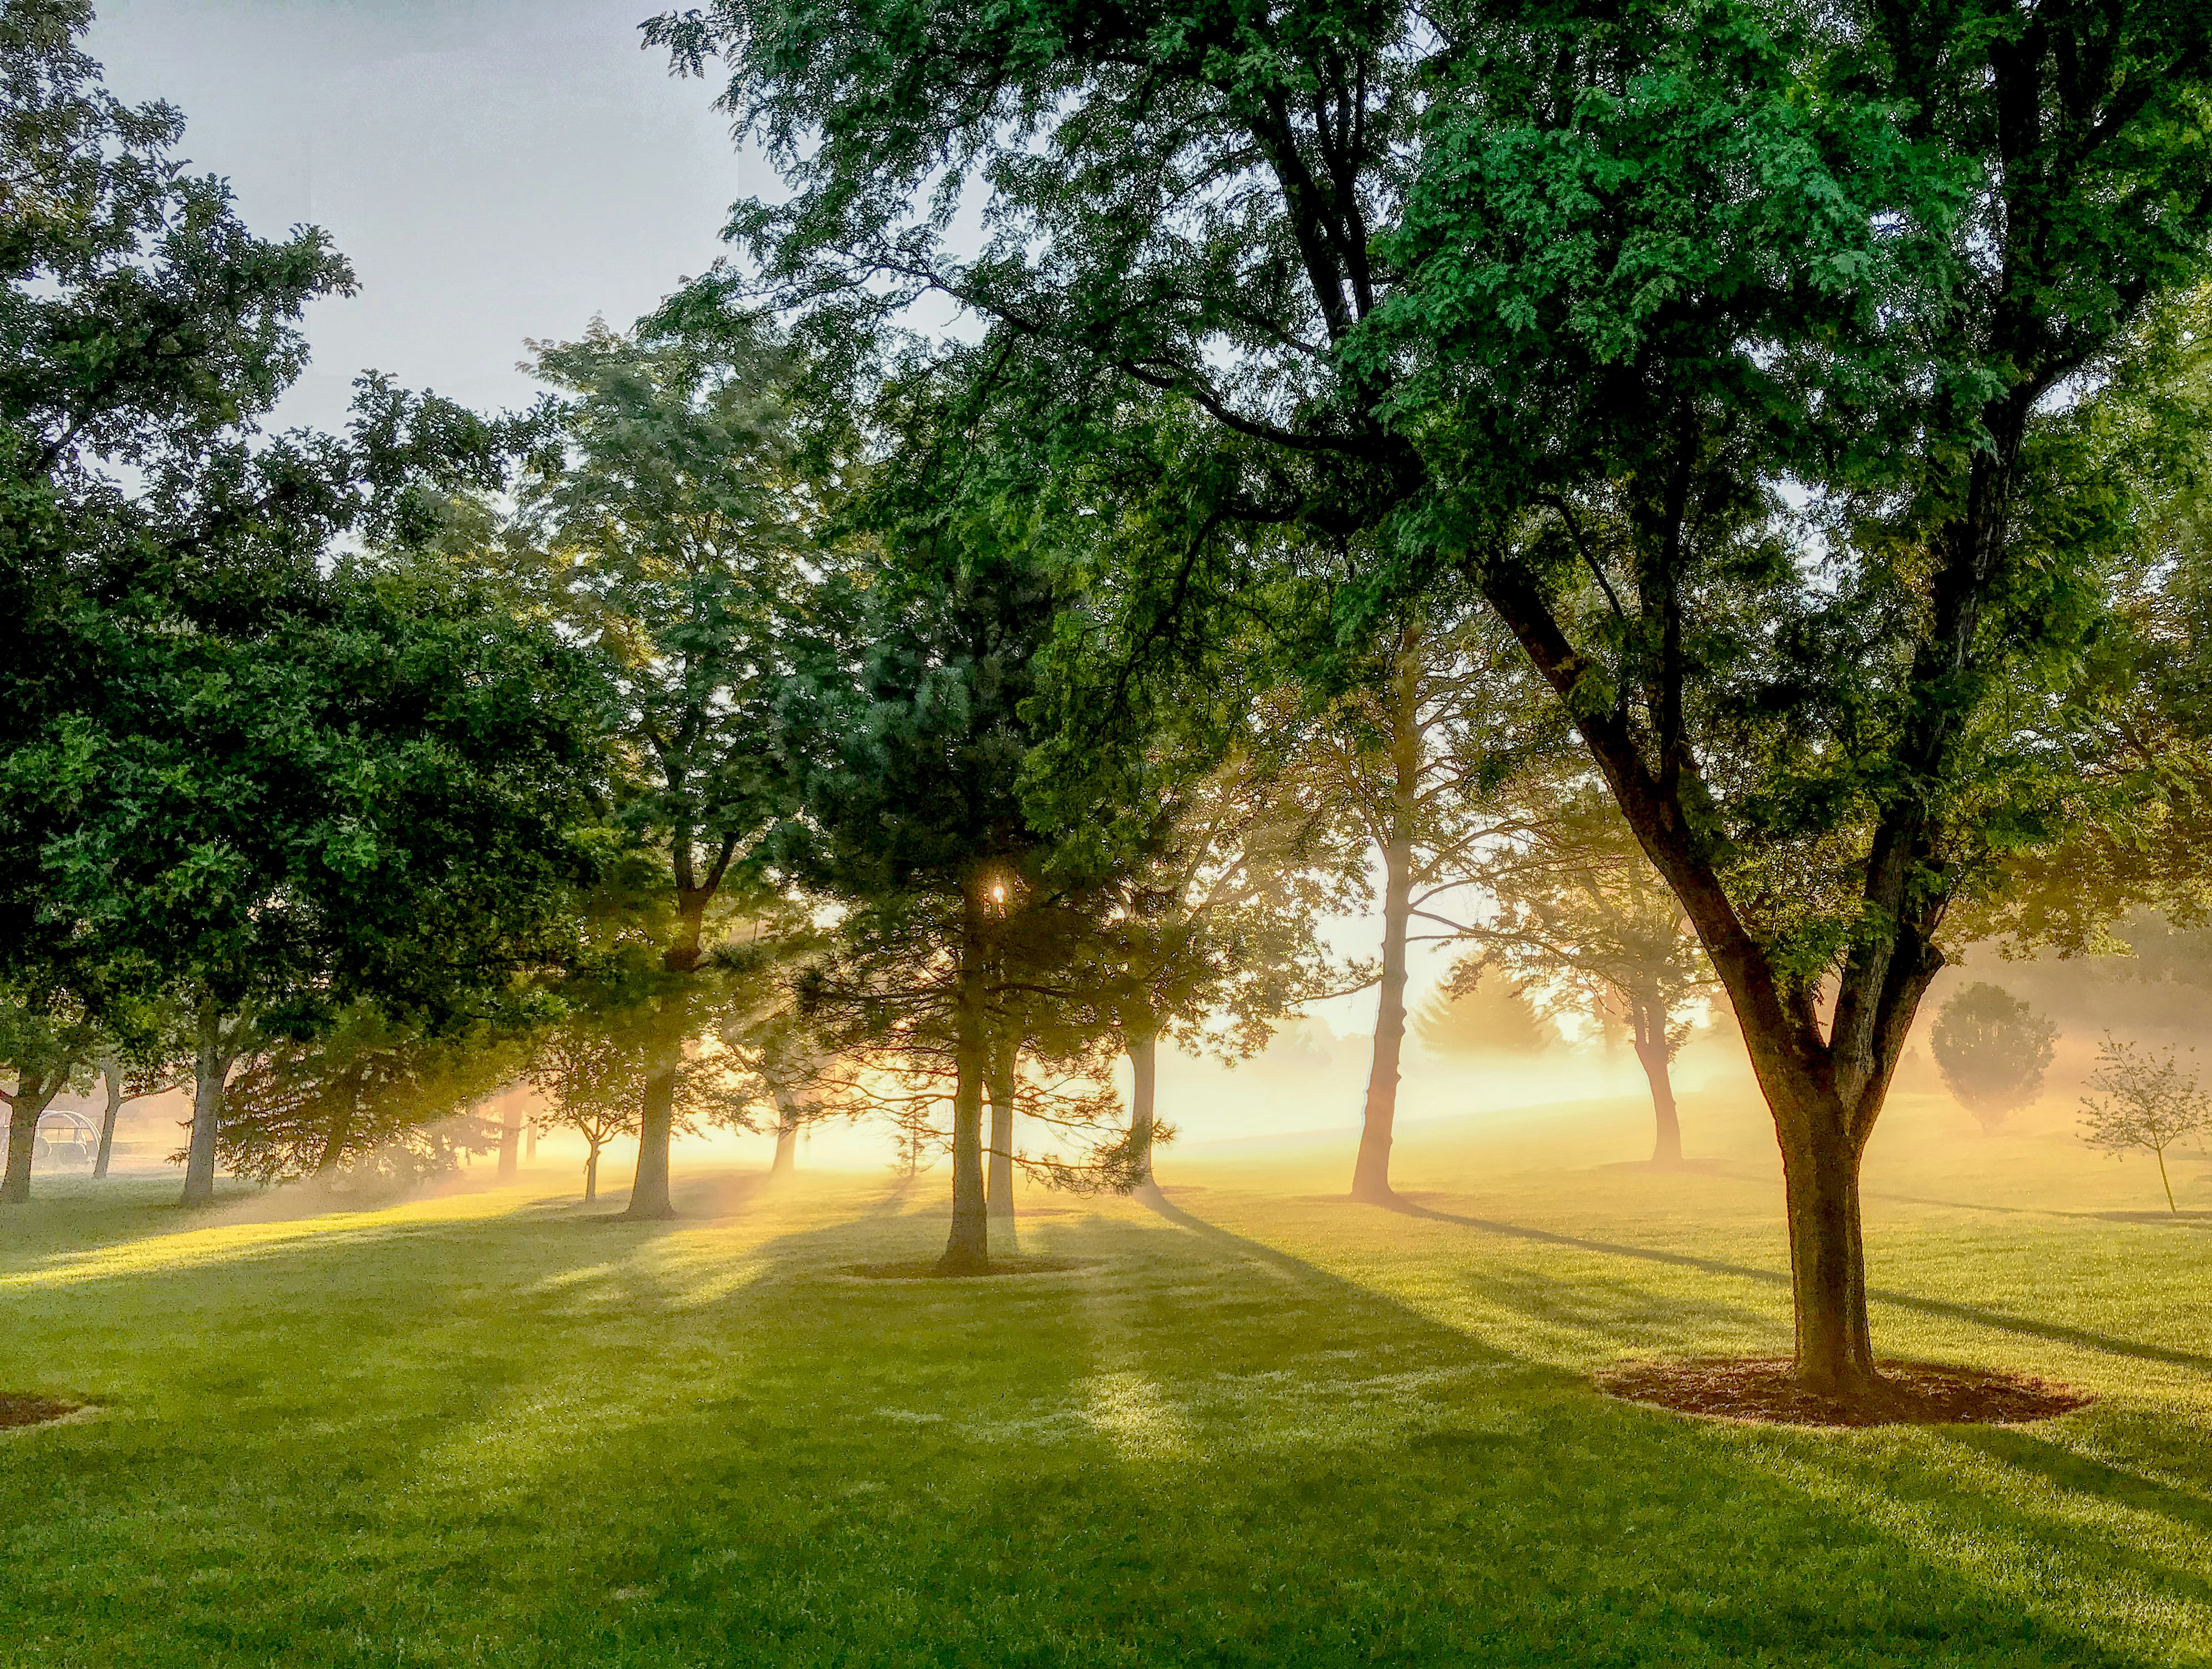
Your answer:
(1596, 1357), (2091, 1427)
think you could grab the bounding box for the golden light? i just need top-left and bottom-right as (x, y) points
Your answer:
(991, 883), (1006, 904)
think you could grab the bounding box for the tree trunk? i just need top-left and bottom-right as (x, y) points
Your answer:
(2, 1073), (62, 1206)
(496, 1095), (522, 1181)
(986, 1033), (1019, 1251)
(623, 1054), (679, 1220)
(314, 1064), (363, 1178)
(1631, 1002), (1682, 1166)
(1778, 1106), (1875, 1394)
(180, 1003), (233, 1209)
(938, 905), (990, 1275)
(584, 1142), (601, 1205)
(1128, 1028), (1158, 1191)
(93, 1061), (124, 1181)
(770, 1101), (797, 1178)
(1352, 833), (1413, 1204)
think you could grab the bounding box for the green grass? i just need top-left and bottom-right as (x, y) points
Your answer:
(2, 1086), (2209, 1667)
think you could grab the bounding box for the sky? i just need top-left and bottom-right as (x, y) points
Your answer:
(74, 1), (1723, 1173)
(88, 0), (761, 431)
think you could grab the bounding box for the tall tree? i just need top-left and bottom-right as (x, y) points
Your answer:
(501, 289), (816, 1219)
(655, 0), (2212, 1393)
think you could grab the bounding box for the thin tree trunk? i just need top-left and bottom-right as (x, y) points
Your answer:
(986, 1032), (1019, 1251)
(770, 1101), (797, 1178)
(1352, 833), (1413, 1204)
(314, 1064), (362, 1178)
(2157, 1147), (2176, 1215)
(1631, 1002), (1682, 1166)
(1128, 1028), (1158, 1191)
(584, 1142), (600, 1205)
(93, 1058), (124, 1180)
(623, 1056), (679, 1220)
(2, 1074), (61, 1206)
(180, 1002), (235, 1209)
(938, 902), (990, 1275)
(496, 1095), (522, 1181)
(1778, 1107), (1874, 1393)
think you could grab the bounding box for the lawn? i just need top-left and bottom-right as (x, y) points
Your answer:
(2, 1086), (2209, 1667)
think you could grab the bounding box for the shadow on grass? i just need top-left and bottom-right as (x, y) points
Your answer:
(0, 1180), (2198, 1666)
(1390, 1196), (2212, 1375)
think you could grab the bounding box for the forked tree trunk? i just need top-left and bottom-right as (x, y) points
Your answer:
(93, 1058), (124, 1181)
(1352, 833), (1414, 1204)
(2, 1072), (63, 1206)
(986, 1033), (1019, 1251)
(1127, 1028), (1158, 1191)
(180, 1005), (235, 1209)
(1630, 1001), (1682, 1166)
(624, 1056), (679, 1220)
(938, 906), (990, 1275)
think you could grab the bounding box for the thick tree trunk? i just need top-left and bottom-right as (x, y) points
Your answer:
(180, 1003), (233, 1209)
(938, 905), (990, 1275)
(1127, 1028), (1158, 1191)
(986, 1033), (1019, 1251)
(623, 1056), (679, 1220)
(93, 1059), (124, 1181)
(1352, 834), (1413, 1204)
(3, 1076), (61, 1206)
(1777, 1101), (1875, 1393)
(497, 1096), (522, 1181)
(770, 1100), (797, 1178)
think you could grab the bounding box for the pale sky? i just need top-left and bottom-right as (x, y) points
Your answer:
(89, 0), (763, 432)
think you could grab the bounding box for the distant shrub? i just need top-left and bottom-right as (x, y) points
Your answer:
(1930, 983), (2057, 1131)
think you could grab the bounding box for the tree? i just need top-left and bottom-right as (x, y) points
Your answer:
(657, 0), (2212, 1392)
(497, 288), (817, 1220)
(2079, 1034), (2212, 1214)
(0, 992), (95, 1203)
(1451, 799), (1715, 1165)
(217, 1003), (528, 1186)
(1931, 983), (2058, 1133)
(1410, 980), (1553, 1060)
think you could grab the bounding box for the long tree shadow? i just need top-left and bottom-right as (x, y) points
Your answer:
(1390, 1196), (2212, 1374)
(2, 1181), (2200, 1666)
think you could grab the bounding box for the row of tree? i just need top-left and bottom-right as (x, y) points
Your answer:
(9, 0), (2212, 1400)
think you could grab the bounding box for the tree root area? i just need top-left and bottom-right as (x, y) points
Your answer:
(1596, 1357), (2092, 1427)
(0, 1393), (81, 1431)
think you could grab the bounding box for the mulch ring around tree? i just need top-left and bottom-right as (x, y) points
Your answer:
(1596, 1358), (2093, 1428)
(0, 1393), (85, 1433)
(841, 1256), (1097, 1281)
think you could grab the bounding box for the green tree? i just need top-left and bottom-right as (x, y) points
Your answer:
(2079, 1034), (2212, 1214)
(498, 290), (817, 1220)
(1931, 983), (2059, 1133)
(0, 991), (95, 1202)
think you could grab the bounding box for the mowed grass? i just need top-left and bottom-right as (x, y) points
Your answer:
(2, 1085), (2210, 1667)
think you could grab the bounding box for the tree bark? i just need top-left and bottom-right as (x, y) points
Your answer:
(770, 1101), (797, 1178)
(1778, 1107), (1874, 1392)
(1128, 1028), (1158, 1191)
(93, 1057), (124, 1181)
(180, 1001), (235, 1209)
(986, 1032), (1019, 1251)
(1631, 1000), (1681, 1166)
(584, 1141), (601, 1205)
(938, 901), (990, 1275)
(2, 1073), (62, 1206)
(1352, 832), (1413, 1204)
(623, 1053), (679, 1220)
(496, 1095), (522, 1181)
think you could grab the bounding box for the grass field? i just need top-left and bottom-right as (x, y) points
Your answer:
(2, 1084), (2209, 1667)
